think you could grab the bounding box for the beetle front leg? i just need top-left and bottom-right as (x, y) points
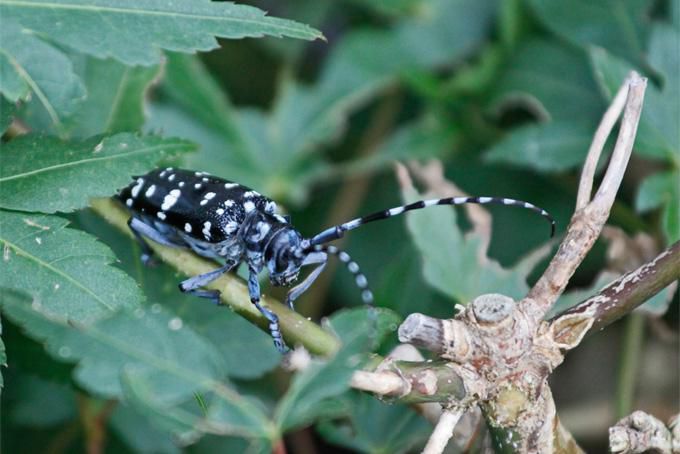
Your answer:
(248, 268), (288, 353)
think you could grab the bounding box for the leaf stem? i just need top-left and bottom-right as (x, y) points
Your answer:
(615, 313), (645, 419)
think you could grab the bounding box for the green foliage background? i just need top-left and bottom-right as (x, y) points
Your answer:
(0, 0), (677, 452)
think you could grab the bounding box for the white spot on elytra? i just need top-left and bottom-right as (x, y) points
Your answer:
(204, 192), (216, 200)
(200, 199), (208, 206)
(126, 198), (133, 207)
(145, 184), (156, 197)
(224, 200), (235, 208)
(275, 214), (287, 223)
(178, 181), (185, 188)
(184, 223), (192, 233)
(224, 183), (238, 189)
(157, 211), (167, 220)
(244, 191), (258, 198)
(216, 208), (224, 215)
(161, 189), (181, 210)
(194, 183), (202, 189)
(243, 201), (255, 212)
(202, 221), (212, 239)
(130, 178), (144, 198)
(168, 174), (175, 182)
(225, 221), (238, 234)
(202, 177), (209, 182)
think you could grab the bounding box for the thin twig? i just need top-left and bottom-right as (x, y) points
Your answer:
(422, 408), (464, 454)
(526, 72), (647, 320)
(550, 241), (679, 337)
(576, 80), (630, 210)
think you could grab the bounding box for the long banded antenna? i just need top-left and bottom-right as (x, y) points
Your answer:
(310, 196), (556, 246)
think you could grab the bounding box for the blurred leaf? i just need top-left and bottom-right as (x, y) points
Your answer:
(485, 39), (605, 171)
(0, 322), (4, 392)
(274, 308), (377, 432)
(0, 212), (141, 323)
(528, 0), (651, 65)
(69, 56), (161, 138)
(489, 39), (603, 122)
(0, 133), (195, 213)
(636, 171), (677, 212)
(1, 289), (273, 439)
(340, 115), (455, 176)
(317, 391), (430, 454)
(0, 20), (85, 134)
(1, 0), (324, 66)
(189, 434), (269, 454)
(346, 0), (425, 17)
(10, 375), (76, 427)
(161, 0), (496, 202)
(197, 312), (281, 380)
(122, 373), (274, 442)
(486, 121), (595, 171)
(403, 186), (552, 303)
(589, 26), (679, 164)
(1, 97), (15, 134)
(110, 404), (181, 454)
(636, 171), (680, 244)
(162, 53), (245, 148)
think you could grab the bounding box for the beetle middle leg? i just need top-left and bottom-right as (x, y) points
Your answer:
(179, 261), (238, 305)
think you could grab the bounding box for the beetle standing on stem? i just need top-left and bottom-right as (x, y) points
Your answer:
(117, 168), (556, 352)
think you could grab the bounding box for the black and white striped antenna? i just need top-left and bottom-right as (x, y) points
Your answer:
(308, 196), (556, 246)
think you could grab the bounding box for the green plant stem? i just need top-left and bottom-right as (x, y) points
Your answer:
(615, 313), (645, 419)
(90, 197), (341, 357)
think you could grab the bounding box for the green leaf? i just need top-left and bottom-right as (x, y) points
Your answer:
(162, 52), (245, 147)
(161, 0), (497, 203)
(69, 56), (161, 138)
(317, 392), (430, 454)
(486, 121), (596, 171)
(489, 39), (604, 122)
(274, 309), (376, 432)
(636, 171), (676, 212)
(0, 321), (4, 392)
(0, 212), (142, 323)
(0, 0), (324, 66)
(637, 171), (680, 244)
(10, 375), (76, 427)
(485, 39), (605, 172)
(589, 27), (679, 163)
(1, 289), (273, 439)
(0, 133), (195, 213)
(0, 20), (85, 134)
(0, 97), (15, 134)
(527, 0), (651, 64)
(403, 186), (552, 303)
(110, 404), (180, 454)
